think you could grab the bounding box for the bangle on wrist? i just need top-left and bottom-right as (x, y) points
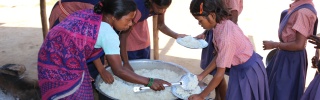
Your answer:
(147, 78), (154, 87)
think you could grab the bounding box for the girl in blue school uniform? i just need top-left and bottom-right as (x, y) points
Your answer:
(188, 0), (269, 100)
(262, 0), (317, 99)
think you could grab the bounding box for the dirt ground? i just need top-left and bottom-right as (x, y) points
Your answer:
(0, 0), (319, 99)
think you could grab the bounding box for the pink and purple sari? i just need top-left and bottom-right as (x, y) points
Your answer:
(37, 9), (103, 100)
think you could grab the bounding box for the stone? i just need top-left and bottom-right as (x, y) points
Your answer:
(0, 64), (26, 76)
(0, 64), (40, 100)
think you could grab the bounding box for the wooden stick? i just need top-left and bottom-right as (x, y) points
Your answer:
(40, 0), (48, 39)
(153, 15), (159, 60)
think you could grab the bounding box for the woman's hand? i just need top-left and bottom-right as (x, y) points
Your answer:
(188, 94), (204, 100)
(176, 34), (187, 39)
(263, 41), (278, 50)
(149, 78), (171, 91)
(100, 69), (114, 84)
(308, 35), (320, 49)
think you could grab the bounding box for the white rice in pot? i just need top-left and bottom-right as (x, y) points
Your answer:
(185, 73), (199, 90)
(99, 69), (182, 100)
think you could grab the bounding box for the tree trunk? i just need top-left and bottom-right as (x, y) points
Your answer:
(152, 15), (159, 60)
(40, 0), (48, 39)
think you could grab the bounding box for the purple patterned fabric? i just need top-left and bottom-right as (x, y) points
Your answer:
(38, 9), (102, 100)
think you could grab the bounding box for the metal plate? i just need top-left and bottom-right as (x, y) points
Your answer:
(94, 59), (190, 99)
(176, 36), (208, 49)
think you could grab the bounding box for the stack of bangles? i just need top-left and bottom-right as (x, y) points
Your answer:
(147, 78), (154, 87)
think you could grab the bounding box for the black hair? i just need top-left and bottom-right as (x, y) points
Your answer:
(190, 0), (230, 23)
(94, 0), (136, 20)
(145, 0), (172, 9)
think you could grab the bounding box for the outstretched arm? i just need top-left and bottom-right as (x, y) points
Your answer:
(189, 66), (226, 100)
(106, 55), (171, 91)
(198, 56), (217, 81)
(107, 55), (148, 84)
(93, 58), (114, 84)
(194, 30), (208, 39)
(157, 13), (186, 39)
(200, 67), (225, 97)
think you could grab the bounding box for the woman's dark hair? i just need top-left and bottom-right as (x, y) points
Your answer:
(190, 0), (230, 23)
(94, 0), (136, 20)
(145, 0), (172, 9)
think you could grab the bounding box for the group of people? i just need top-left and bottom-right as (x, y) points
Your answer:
(191, 0), (319, 100)
(36, 0), (319, 100)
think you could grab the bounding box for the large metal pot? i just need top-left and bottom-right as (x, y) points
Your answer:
(94, 59), (191, 99)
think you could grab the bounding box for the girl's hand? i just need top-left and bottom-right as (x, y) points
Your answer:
(195, 33), (205, 39)
(308, 35), (320, 49)
(263, 41), (278, 50)
(312, 56), (318, 68)
(149, 78), (171, 91)
(100, 69), (114, 84)
(188, 94), (204, 100)
(197, 74), (204, 81)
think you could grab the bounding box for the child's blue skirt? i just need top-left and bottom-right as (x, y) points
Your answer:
(227, 52), (270, 100)
(267, 49), (307, 100)
(301, 72), (320, 100)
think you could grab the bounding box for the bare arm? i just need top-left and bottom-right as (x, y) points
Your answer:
(107, 55), (149, 85)
(93, 58), (114, 83)
(230, 10), (239, 24)
(157, 13), (185, 39)
(263, 32), (308, 51)
(200, 67), (225, 98)
(198, 56), (217, 81)
(194, 30), (208, 39)
(277, 32), (307, 51)
(189, 62), (226, 100)
(119, 30), (134, 71)
(106, 55), (171, 90)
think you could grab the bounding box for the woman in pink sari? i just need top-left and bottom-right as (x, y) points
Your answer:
(37, 0), (170, 99)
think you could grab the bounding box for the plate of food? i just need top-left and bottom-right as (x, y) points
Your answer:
(176, 36), (208, 49)
(171, 81), (210, 100)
